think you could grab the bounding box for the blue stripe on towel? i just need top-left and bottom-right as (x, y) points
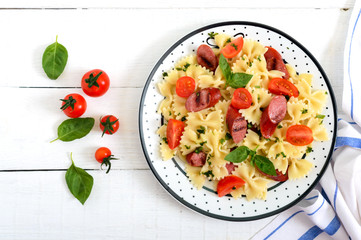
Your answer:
(334, 182), (338, 212)
(307, 198), (325, 216)
(298, 226), (323, 240)
(348, 9), (361, 119)
(264, 211), (304, 239)
(335, 137), (361, 149)
(324, 216), (341, 235)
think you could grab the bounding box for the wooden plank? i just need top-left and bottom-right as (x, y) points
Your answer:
(0, 88), (148, 170)
(0, 170), (276, 239)
(0, 9), (347, 97)
(0, 0), (355, 9)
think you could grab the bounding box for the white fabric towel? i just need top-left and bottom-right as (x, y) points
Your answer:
(253, 2), (361, 239)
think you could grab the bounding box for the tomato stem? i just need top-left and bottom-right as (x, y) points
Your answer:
(100, 155), (119, 174)
(100, 116), (119, 137)
(85, 71), (102, 88)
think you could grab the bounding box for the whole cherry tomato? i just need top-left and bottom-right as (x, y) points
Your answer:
(60, 93), (87, 118)
(81, 69), (110, 97)
(100, 115), (119, 137)
(95, 147), (118, 174)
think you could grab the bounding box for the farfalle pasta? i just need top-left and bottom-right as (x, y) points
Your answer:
(157, 33), (328, 200)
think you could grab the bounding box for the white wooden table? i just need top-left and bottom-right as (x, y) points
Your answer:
(0, 1), (352, 239)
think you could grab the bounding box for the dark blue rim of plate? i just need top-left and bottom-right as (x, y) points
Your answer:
(138, 21), (338, 222)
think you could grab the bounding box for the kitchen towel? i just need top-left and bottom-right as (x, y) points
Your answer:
(253, 2), (361, 239)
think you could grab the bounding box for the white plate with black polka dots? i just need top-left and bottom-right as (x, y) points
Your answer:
(139, 21), (337, 221)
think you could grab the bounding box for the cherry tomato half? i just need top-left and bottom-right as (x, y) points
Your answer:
(286, 125), (313, 146)
(95, 147), (118, 174)
(60, 93), (87, 118)
(81, 69), (110, 97)
(217, 175), (245, 197)
(257, 167), (289, 182)
(268, 78), (299, 98)
(166, 119), (185, 150)
(176, 76), (196, 98)
(100, 115), (119, 137)
(264, 46), (290, 79)
(231, 88), (252, 109)
(221, 37), (244, 58)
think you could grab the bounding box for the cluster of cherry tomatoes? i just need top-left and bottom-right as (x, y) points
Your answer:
(60, 69), (119, 173)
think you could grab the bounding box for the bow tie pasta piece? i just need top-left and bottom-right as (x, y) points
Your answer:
(232, 162), (269, 200)
(288, 158), (313, 180)
(200, 163), (229, 181)
(185, 165), (207, 190)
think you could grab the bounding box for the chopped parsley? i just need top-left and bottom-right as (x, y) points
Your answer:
(162, 137), (168, 144)
(257, 94), (260, 101)
(232, 187), (237, 190)
(248, 61), (253, 67)
(177, 112), (181, 116)
(197, 126), (206, 134)
(169, 111), (172, 116)
(206, 154), (213, 166)
(277, 125), (283, 129)
(181, 116), (187, 121)
(301, 108), (308, 114)
(257, 55), (262, 62)
(281, 152), (287, 158)
(176, 63), (191, 72)
(315, 114), (325, 119)
(195, 146), (203, 154)
(325, 91), (328, 95)
(202, 170), (214, 178)
(220, 138), (225, 144)
(285, 95), (290, 101)
(241, 56), (245, 61)
(185, 145), (191, 149)
(275, 137), (280, 142)
(255, 85), (260, 88)
(200, 141), (207, 146)
(265, 138), (271, 141)
(225, 132), (232, 140)
(275, 153), (280, 159)
(319, 120), (324, 125)
(226, 38), (232, 44)
(247, 123), (253, 129)
(287, 47), (290, 50)
(231, 43), (238, 51)
(306, 147), (313, 153)
(208, 32), (218, 39)
(162, 72), (168, 77)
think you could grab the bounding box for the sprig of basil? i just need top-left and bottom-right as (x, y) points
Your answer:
(65, 153), (93, 205)
(42, 36), (68, 80)
(224, 146), (250, 163)
(51, 117), (95, 142)
(253, 155), (277, 176)
(219, 54), (253, 88)
(224, 146), (277, 176)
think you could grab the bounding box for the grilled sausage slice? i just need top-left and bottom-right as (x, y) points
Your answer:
(226, 105), (247, 143)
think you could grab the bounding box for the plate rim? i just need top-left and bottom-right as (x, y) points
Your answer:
(138, 21), (338, 221)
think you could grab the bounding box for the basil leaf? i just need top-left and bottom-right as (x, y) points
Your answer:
(42, 36), (68, 80)
(229, 72), (253, 88)
(254, 155), (277, 176)
(219, 54), (232, 83)
(219, 54), (253, 88)
(52, 117), (95, 142)
(225, 146), (250, 163)
(65, 153), (93, 205)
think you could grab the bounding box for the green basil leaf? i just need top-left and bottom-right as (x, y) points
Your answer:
(219, 54), (232, 83)
(225, 146), (250, 163)
(52, 117), (95, 142)
(229, 72), (253, 88)
(65, 153), (93, 205)
(254, 155), (277, 176)
(42, 36), (68, 80)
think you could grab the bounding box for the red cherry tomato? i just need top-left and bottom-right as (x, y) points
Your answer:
(95, 147), (118, 174)
(217, 175), (245, 197)
(231, 88), (252, 109)
(264, 47), (290, 79)
(221, 37), (244, 58)
(257, 167), (289, 182)
(81, 69), (110, 97)
(176, 76), (196, 98)
(60, 93), (87, 118)
(166, 119), (185, 150)
(268, 78), (299, 98)
(286, 125), (313, 146)
(100, 115), (119, 137)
